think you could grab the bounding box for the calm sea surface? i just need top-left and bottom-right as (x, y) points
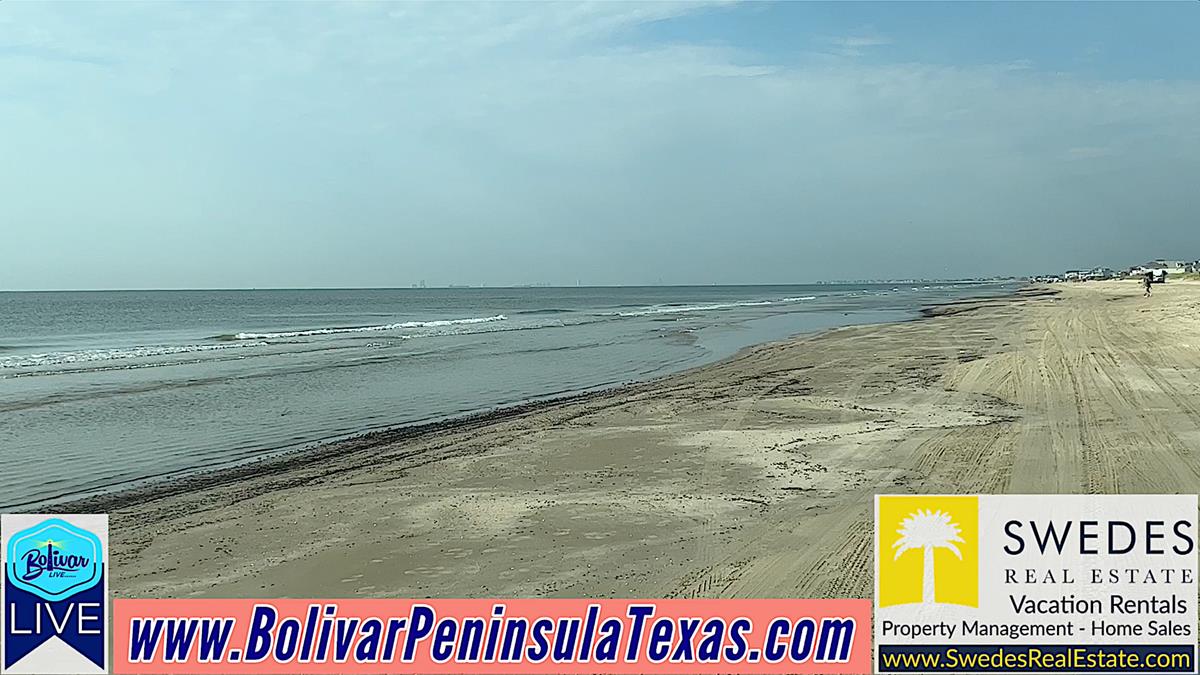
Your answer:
(0, 284), (1012, 508)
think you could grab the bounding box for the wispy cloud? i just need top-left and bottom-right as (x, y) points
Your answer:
(831, 35), (892, 49)
(1003, 59), (1035, 71)
(821, 32), (893, 57)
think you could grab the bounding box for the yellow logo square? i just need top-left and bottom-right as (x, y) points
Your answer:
(877, 495), (978, 608)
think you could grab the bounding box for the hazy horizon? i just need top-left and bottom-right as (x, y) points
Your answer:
(3, 2), (1198, 291)
(0, 279), (1014, 293)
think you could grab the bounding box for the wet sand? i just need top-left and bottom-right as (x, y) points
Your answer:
(97, 280), (1200, 599)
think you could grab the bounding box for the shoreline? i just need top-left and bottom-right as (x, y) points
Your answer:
(107, 278), (1200, 599)
(56, 286), (1030, 515)
(59, 385), (624, 514)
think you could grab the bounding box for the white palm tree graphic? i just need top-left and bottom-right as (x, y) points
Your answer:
(892, 509), (964, 604)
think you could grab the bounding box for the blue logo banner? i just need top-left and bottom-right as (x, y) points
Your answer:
(3, 515), (108, 673)
(3, 573), (106, 669)
(6, 518), (103, 601)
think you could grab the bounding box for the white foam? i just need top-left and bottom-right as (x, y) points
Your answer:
(232, 315), (508, 340)
(618, 296), (815, 317)
(619, 303), (748, 317)
(0, 341), (269, 369)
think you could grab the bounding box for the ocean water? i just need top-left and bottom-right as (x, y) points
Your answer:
(0, 284), (1012, 509)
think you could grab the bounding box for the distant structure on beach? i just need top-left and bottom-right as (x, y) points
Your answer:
(1032, 258), (1198, 284)
(1131, 259), (1196, 274)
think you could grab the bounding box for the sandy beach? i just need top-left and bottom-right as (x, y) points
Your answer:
(98, 280), (1200, 600)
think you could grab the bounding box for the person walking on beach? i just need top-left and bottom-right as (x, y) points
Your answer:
(1144, 273), (1153, 297)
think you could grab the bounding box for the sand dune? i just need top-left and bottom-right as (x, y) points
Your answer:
(102, 280), (1200, 600)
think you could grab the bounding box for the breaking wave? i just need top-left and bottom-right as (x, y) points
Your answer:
(0, 341), (269, 369)
(616, 296), (815, 317)
(226, 315), (508, 340)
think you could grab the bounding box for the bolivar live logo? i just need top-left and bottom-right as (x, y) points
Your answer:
(2, 514), (108, 675)
(875, 495), (1198, 674)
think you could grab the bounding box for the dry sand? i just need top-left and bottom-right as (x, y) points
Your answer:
(101, 280), (1200, 599)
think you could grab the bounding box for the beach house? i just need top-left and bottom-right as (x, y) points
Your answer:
(1084, 267), (1117, 280)
(1150, 260), (1191, 272)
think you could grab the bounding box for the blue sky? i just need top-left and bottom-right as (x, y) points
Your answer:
(2, 1), (1198, 289)
(640, 2), (1199, 79)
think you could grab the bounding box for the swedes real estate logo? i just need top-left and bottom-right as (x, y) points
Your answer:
(874, 495), (1198, 674)
(2, 514), (108, 675)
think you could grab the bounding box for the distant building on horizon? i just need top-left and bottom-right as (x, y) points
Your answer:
(1149, 259), (1190, 270)
(1127, 259), (1198, 277)
(1085, 267), (1117, 280)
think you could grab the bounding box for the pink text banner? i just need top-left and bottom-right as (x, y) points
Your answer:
(113, 598), (871, 674)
